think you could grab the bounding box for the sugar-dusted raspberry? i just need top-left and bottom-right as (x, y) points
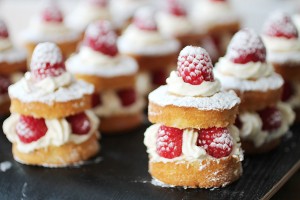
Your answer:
(166, 0), (186, 16)
(156, 125), (183, 159)
(133, 7), (157, 31)
(117, 88), (136, 107)
(83, 20), (118, 57)
(263, 12), (298, 39)
(66, 112), (91, 135)
(16, 115), (48, 144)
(87, 0), (107, 7)
(226, 28), (266, 64)
(258, 107), (282, 131)
(197, 127), (233, 158)
(177, 46), (214, 85)
(0, 20), (9, 38)
(30, 42), (66, 80)
(41, 3), (63, 23)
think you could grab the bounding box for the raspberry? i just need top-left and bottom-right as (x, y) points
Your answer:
(0, 76), (11, 94)
(167, 0), (186, 16)
(87, 0), (107, 7)
(197, 127), (233, 158)
(177, 46), (214, 85)
(83, 20), (118, 57)
(226, 28), (266, 64)
(151, 70), (167, 86)
(41, 4), (63, 23)
(66, 113), (91, 135)
(263, 12), (298, 39)
(282, 81), (295, 102)
(258, 107), (282, 131)
(91, 93), (102, 108)
(30, 43), (66, 80)
(16, 116), (48, 144)
(0, 20), (9, 38)
(117, 88), (136, 107)
(133, 7), (157, 31)
(156, 125), (183, 159)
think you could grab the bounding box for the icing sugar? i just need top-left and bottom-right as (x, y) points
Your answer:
(133, 6), (157, 30)
(148, 85), (240, 111)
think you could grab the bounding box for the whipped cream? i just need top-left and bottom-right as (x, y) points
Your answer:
(214, 70), (283, 92)
(149, 85), (240, 111)
(9, 72), (94, 104)
(3, 110), (99, 153)
(66, 2), (110, 31)
(66, 47), (138, 77)
(0, 46), (27, 64)
(93, 90), (145, 117)
(118, 25), (180, 55)
(0, 38), (12, 51)
(215, 57), (273, 79)
(166, 71), (221, 97)
(144, 124), (243, 163)
(156, 12), (194, 37)
(136, 72), (152, 96)
(293, 14), (300, 33)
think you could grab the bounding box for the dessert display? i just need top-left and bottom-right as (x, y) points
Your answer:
(118, 6), (180, 96)
(190, 0), (240, 60)
(0, 19), (27, 115)
(66, 0), (111, 34)
(156, 0), (201, 48)
(215, 28), (295, 154)
(66, 20), (144, 133)
(21, 1), (81, 58)
(262, 12), (300, 120)
(3, 42), (100, 167)
(144, 46), (243, 188)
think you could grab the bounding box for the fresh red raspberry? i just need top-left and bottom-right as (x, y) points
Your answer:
(167, 0), (186, 16)
(258, 107), (282, 131)
(282, 81), (295, 102)
(263, 12), (298, 39)
(0, 76), (11, 94)
(91, 93), (102, 108)
(41, 4), (63, 23)
(177, 46), (214, 85)
(66, 112), (91, 135)
(197, 127), (233, 158)
(226, 28), (266, 64)
(30, 42), (66, 80)
(156, 125), (183, 159)
(87, 0), (107, 7)
(151, 70), (167, 86)
(117, 88), (136, 107)
(83, 20), (118, 57)
(0, 20), (9, 38)
(16, 116), (48, 144)
(133, 7), (157, 31)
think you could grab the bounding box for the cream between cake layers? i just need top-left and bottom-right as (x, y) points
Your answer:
(21, 1), (80, 58)
(262, 12), (300, 120)
(67, 20), (144, 133)
(145, 46), (243, 188)
(118, 6), (180, 96)
(3, 42), (100, 167)
(0, 19), (27, 115)
(215, 28), (295, 154)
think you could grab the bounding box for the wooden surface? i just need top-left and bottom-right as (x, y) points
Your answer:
(0, 119), (299, 200)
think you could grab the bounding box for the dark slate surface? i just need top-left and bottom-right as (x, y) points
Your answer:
(0, 120), (299, 200)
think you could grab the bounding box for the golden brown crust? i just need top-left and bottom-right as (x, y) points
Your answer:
(0, 60), (27, 75)
(74, 74), (136, 93)
(236, 88), (282, 112)
(241, 138), (281, 154)
(273, 63), (300, 82)
(149, 156), (242, 188)
(100, 113), (144, 133)
(207, 22), (240, 36)
(148, 102), (239, 129)
(125, 52), (178, 72)
(10, 95), (92, 119)
(13, 134), (100, 167)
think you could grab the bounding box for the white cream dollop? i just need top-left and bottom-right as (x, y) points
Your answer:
(215, 57), (273, 79)
(181, 129), (206, 159)
(3, 110), (99, 153)
(0, 38), (12, 51)
(166, 71), (221, 97)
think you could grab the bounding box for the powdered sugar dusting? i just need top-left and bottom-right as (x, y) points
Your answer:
(133, 6), (157, 31)
(30, 42), (63, 71)
(149, 85), (240, 110)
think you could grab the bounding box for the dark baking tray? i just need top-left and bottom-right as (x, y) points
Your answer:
(0, 119), (299, 200)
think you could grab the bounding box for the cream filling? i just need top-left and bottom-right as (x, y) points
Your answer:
(293, 14), (300, 33)
(93, 90), (145, 117)
(215, 57), (273, 79)
(166, 71), (221, 97)
(136, 72), (152, 96)
(144, 124), (243, 163)
(239, 102), (295, 147)
(3, 110), (99, 153)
